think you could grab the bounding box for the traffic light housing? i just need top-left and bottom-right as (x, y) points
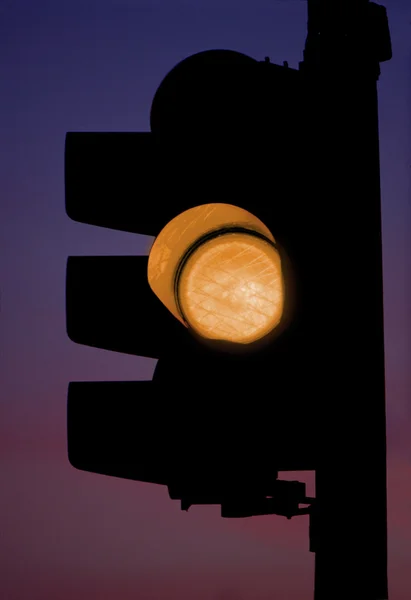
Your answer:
(65, 46), (384, 517)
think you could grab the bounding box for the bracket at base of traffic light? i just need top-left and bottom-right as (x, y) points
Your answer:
(170, 479), (316, 520)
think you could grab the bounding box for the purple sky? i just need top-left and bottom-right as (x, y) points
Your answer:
(1, 1), (410, 598)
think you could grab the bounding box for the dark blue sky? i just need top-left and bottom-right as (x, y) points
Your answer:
(1, 1), (410, 598)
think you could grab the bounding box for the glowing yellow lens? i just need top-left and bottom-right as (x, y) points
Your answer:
(177, 232), (284, 344)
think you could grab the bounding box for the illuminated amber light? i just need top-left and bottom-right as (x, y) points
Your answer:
(147, 203), (284, 345)
(177, 232), (283, 343)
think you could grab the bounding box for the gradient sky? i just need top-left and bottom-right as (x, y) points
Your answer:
(1, 1), (410, 598)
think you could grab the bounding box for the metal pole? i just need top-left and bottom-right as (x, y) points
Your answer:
(302, 1), (390, 598)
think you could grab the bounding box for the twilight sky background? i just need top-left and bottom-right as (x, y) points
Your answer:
(1, 1), (410, 598)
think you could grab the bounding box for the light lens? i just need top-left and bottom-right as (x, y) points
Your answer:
(177, 231), (284, 344)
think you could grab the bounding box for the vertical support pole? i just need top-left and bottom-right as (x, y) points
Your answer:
(302, 2), (390, 598)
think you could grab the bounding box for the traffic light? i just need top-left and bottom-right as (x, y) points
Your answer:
(65, 45), (383, 520)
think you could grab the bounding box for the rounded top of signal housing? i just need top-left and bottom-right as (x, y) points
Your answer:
(150, 49), (261, 137)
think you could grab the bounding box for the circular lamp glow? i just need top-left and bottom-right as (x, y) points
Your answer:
(147, 203), (285, 346)
(176, 231), (283, 344)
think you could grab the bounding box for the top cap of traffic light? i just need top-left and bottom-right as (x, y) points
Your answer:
(150, 49), (260, 137)
(148, 203), (285, 347)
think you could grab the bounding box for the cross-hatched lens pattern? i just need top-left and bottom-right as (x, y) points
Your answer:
(178, 233), (284, 343)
